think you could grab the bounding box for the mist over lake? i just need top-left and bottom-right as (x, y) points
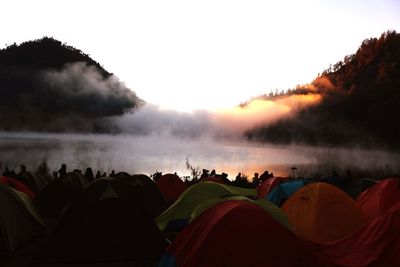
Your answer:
(1, 132), (399, 179)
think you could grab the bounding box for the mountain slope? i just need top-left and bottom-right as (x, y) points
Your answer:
(246, 31), (400, 150)
(0, 37), (142, 132)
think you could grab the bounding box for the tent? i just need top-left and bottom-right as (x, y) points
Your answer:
(15, 171), (39, 195)
(190, 195), (292, 229)
(267, 179), (307, 206)
(0, 175), (36, 199)
(356, 178), (400, 220)
(33, 177), (168, 266)
(201, 175), (225, 184)
(257, 176), (287, 199)
(313, 201), (400, 267)
(34, 173), (84, 218)
(0, 184), (46, 258)
(156, 173), (187, 206)
(115, 173), (167, 218)
(282, 182), (366, 242)
(156, 182), (256, 232)
(159, 200), (327, 267)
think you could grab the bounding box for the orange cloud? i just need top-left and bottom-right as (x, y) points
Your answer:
(212, 94), (322, 136)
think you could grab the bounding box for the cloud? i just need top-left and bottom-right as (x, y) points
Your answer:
(0, 62), (142, 132)
(110, 93), (322, 140)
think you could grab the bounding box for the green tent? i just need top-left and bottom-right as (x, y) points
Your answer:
(0, 184), (46, 258)
(190, 195), (292, 230)
(156, 182), (256, 231)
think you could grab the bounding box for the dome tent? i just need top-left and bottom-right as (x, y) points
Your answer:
(282, 182), (366, 242)
(0, 183), (45, 258)
(267, 179), (308, 206)
(155, 173), (187, 206)
(159, 200), (327, 267)
(33, 177), (167, 266)
(356, 178), (400, 220)
(156, 182), (256, 232)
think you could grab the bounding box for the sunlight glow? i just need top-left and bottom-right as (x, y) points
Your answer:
(1, 0), (399, 111)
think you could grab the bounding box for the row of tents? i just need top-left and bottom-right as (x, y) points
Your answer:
(0, 170), (399, 266)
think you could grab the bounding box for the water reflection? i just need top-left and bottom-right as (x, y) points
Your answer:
(0, 132), (399, 179)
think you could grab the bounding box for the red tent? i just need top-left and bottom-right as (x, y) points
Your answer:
(160, 200), (328, 267)
(356, 178), (400, 220)
(156, 173), (187, 205)
(313, 201), (400, 267)
(257, 176), (287, 199)
(0, 176), (36, 199)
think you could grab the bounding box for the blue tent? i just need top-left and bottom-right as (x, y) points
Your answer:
(267, 180), (307, 206)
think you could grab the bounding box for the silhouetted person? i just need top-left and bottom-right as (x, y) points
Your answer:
(84, 167), (94, 181)
(200, 169), (209, 179)
(235, 173), (242, 181)
(253, 172), (260, 185)
(210, 169), (216, 176)
(58, 164), (67, 178)
(102, 172), (107, 177)
(152, 172), (162, 181)
(110, 170), (116, 177)
(17, 164), (38, 193)
(220, 172), (229, 183)
(260, 170), (272, 182)
(3, 166), (16, 178)
(95, 171), (102, 179)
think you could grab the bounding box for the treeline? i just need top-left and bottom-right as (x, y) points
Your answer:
(246, 31), (400, 150)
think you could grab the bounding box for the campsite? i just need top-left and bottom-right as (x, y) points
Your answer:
(1, 1), (400, 265)
(0, 163), (400, 266)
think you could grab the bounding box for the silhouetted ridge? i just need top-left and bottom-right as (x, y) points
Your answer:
(0, 37), (143, 132)
(246, 31), (400, 150)
(0, 37), (110, 77)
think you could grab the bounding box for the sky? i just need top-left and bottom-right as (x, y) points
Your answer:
(1, 0), (400, 112)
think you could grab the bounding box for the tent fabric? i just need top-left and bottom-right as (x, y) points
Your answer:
(33, 177), (168, 266)
(160, 200), (328, 267)
(0, 184), (46, 258)
(15, 172), (39, 194)
(267, 179), (307, 206)
(190, 195), (292, 230)
(0, 176), (36, 199)
(201, 176), (225, 184)
(313, 201), (400, 267)
(282, 182), (366, 242)
(156, 182), (256, 232)
(356, 178), (400, 221)
(116, 174), (167, 218)
(34, 174), (84, 218)
(156, 173), (187, 205)
(257, 176), (287, 199)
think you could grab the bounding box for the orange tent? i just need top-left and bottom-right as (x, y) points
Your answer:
(356, 178), (400, 221)
(156, 173), (187, 205)
(257, 177), (287, 199)
(282, 182), (366, 242)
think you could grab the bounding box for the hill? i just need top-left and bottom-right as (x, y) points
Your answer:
(0, 37), (142, 132)
(246, 31), (400, 150)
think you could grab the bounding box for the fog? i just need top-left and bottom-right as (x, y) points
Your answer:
(1, 132), (399, 180)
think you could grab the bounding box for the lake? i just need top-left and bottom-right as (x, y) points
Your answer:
(1, 132), (399, 180)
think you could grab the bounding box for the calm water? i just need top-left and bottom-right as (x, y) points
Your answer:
(0, 132), (399, 179)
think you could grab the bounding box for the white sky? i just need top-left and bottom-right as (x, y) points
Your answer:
(1, 0), (400, 112)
